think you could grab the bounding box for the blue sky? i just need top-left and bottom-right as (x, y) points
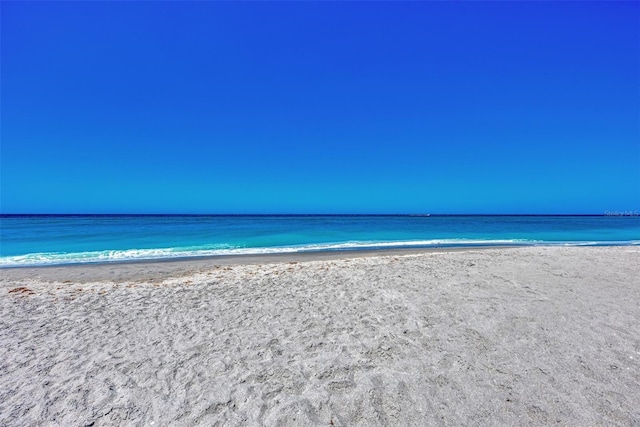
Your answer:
(2, 1), (638, 214)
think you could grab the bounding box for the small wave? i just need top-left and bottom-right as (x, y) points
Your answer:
(1, 239), (638, 267)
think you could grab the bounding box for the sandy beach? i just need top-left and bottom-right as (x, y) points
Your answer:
(1, 246), (639, 426)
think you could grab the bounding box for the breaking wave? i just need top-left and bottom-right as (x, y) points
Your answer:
(2, 238), (638, 267)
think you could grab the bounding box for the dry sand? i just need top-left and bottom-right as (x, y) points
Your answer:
(1, 246), (639, 426)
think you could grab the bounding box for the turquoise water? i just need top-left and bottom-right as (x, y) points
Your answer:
(1, 215), (638, 267)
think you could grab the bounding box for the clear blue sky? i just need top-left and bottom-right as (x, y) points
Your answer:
(2, 1), (638, 214)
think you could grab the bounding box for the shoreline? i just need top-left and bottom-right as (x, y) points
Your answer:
(2, 238), (638, 271)
(0, 246), (485, 283)
(2, 242), (639, 283)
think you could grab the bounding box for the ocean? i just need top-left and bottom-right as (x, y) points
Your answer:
(1, 214), (639, 267)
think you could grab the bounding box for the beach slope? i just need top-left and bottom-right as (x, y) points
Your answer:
(1, 246), (639, 426)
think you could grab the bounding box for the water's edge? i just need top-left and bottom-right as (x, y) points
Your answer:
(2, 240), (639, 268)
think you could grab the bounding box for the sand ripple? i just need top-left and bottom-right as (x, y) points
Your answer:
(1, 247), (639, 426)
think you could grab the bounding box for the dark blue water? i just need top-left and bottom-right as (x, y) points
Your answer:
(1, 215), (638, 267)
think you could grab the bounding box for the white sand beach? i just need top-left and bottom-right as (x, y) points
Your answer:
(1, 246), (639, 426)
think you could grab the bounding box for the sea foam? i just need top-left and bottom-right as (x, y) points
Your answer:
(4, 238), (639, 267)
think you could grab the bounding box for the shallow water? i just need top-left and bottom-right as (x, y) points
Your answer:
(1, 214), (638, 266)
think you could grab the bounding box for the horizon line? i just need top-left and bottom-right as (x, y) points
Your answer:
(2, 213), (638, 217)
